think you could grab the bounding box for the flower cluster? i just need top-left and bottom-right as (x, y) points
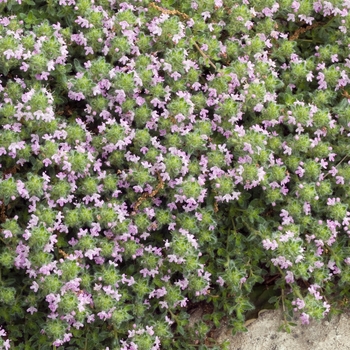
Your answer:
(1, 0), (350, 348)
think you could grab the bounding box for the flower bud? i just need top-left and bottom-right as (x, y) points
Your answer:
(111, 308), (133, 327)
(94, 293), (115, 311)
(0, 287), (16, 305)
(70, 151), (91, 173)
(184, 132), (207, 154)
(0, 249), (15, 268)
(29, 225), (50, 248)
(329, 202), (348, 221)
(64, 209), (81, 228)
(164, 154), (182, 177)
(45, 319), (66, 341)
(298, 183), (317, 202)
(61, 260), (80, 281)
(59, 292), (78, 314)
(42, 275), (62, 294)
(0, 177), (18, 204)
(26, 173), (44, 197)
(176, 213), (198, 233)
(265, 188), (283, 204)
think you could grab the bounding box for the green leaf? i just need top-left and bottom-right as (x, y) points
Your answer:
(230, 320), (248, 336)
(241, 300), (255, 311)
(24, 10), (40, 26)
(73, 58), (84, 73)
(4, 278), (17, 286)
(177, 325), (185, 336)
(268, 296), (279, 304)
(217, 247), (226, 257)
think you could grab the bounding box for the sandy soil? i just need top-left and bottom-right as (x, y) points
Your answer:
(216, 308), (350, 350)
(189, 306), (350, 349)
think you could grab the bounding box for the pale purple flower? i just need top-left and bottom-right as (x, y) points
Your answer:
(243, 142), (254, 155)
(313, 0), (322, 12)
(147, 22), (162, 36)
(30, 281), (39, 293)
(240, 276), (247, 285)
(201, 11), (211, 20)
(260, 6), (274, 16)
(216, 276), (225, 287)
(285, 271), (294, 283)
(303, 202), (311, 215)
(271, 256), (292, 269)
(335, 176), (344, 184)
(27, 306), (38, 314)
(75, 16), (91, 28)
(295, 166), (305, 178)
(292, 298), (305, 311)
(2, 230), (13, 239)
(300, 312), (310, 325)
(294, 254), (304, 263)
(308, 283), (320, 295)
(291, 1), (300, 12)
(85, 248), (101, 260)
(316, 72), (327, 89)
(262, 238), (278, 250)
(0, 328), (6, 337)
(327, 197), (339, 206)
(328, 261), (341, 274)
(287, 13), (296, 22)
(279, 230), (295, 242)
(322, 1), (334, 15)
(20, 62), (29, 71)
(306, 71), (314, 81)
(331, 54), (339, 63)
(149, 287), (167, 299)
(254, 103), (264, 112)
(282, 143), (292, 155)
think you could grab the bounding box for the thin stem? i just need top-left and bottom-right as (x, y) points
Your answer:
(276, 266), (289, 328)
(193, 41), (216, 70)
(334, 154), (349, 168)
(242, 219), (260, 236)
(324, 154), (349, 179)
(281, 287), (286, 313)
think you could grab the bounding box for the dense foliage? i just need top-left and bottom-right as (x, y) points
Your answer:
(1, 0), (350, 348)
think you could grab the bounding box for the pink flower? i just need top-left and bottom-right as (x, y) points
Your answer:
(271, 256), (292, 269)
(331, 54), (338, 63)
(285, 271), (294, 283)
(27, 306), (38, 314)
(292, 298), (305, 311)
(291, 1), (300, 12)
(262, 238), (278, 250)
(201, 11), (211, 20)
(2, 230), (12, 238)
(306, 71), (314, 81)
(300, 312), (310, 325)
(30, 281), (39, 293)
(216, 276), (225, 287)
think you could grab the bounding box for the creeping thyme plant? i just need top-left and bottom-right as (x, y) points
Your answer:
(2, 0), (350, 348)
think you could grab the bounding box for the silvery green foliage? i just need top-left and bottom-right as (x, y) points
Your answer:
(1, 0), (350, 348)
